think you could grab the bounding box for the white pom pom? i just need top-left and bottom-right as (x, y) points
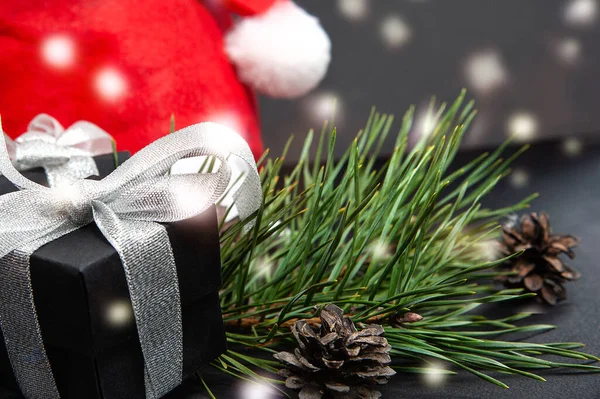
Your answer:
(225, 1), (331, 98)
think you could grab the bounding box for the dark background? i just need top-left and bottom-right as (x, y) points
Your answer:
(259, 0), (600, 161)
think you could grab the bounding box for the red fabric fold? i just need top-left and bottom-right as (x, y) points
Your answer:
(223, 0), (280, 16)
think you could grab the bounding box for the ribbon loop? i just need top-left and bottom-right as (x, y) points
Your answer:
(26, 114), (65, 139)
(0, 121), (262, 399)
(3, 114), (114, 187)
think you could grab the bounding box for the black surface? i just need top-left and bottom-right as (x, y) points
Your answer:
(0, 154), (227, 399)
(164, 137), (600, 398)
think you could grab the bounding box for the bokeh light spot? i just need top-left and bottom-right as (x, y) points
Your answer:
(473, 240), (502, 261)
(509, 168), (530, 189)
(106, 300), (134, 327)
(562, 137), (583, 156)
(506, 112), (538, 142)
(464, 49), (507, 95)
(95, 67), (128, 102)
(337, 0), (369, 21)
(304, 91), (343, 126)
(412, 107), (440, 142)
(564, 0), (598, 27)
(370, 239), (392, 261)
(555, 38), (582, 65)
(379, 15), (412, 50)
(41, 34), (76, 69)
(422, 363), (447, 387)
(239, 381), (275, 399)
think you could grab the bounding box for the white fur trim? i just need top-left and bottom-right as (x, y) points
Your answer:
(225, 1), (331, 98)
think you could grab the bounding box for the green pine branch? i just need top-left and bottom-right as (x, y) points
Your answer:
(207, 91), (598, 394)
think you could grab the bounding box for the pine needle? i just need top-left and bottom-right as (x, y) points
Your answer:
(212, 91), (599, 390)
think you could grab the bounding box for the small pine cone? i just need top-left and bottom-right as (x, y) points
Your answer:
(274, 304), (395, 399)
(498, 212), (580, 305)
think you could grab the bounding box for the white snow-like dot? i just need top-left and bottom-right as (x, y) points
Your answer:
(379, 15), (412, 50)
(555, 37), (582, 65)
(422, 363), (447, 387)
(304, 91), (343, 125)
(337, 0), (369, 21)
(239, 381), (274, 399)
(564, 0), (598, 27)
(413, 107), (440, 141)
(562, 137), (583, 156)
(370, 239), (392, 261)
(95, 67), (128, 101)
(474, 240), (502, 261)
(464, 49), (507, 95)
(41, 34), (76, 69)
(506, 112), (538, 142)
(106, 300), (134, 327)
(509, 168), (530, 188)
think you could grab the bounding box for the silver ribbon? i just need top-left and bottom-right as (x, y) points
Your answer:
(4, 114), (114, 187)
(0, 122), (262, 399)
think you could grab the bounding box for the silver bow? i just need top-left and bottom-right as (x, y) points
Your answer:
(0, 122), (262, 399)
(4, 114), (114, 187)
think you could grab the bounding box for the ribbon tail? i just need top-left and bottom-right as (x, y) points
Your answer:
(0, 243), (62, 399)
(92, 201), (183, 399)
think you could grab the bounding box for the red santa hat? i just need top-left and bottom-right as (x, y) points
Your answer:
(0, 0), (330, 159)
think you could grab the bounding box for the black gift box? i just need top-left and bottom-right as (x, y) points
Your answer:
(0, 153), (227, 398)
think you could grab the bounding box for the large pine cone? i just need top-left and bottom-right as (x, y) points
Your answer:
(498, 212), (580, 305)
(274, 304), (395, 399)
